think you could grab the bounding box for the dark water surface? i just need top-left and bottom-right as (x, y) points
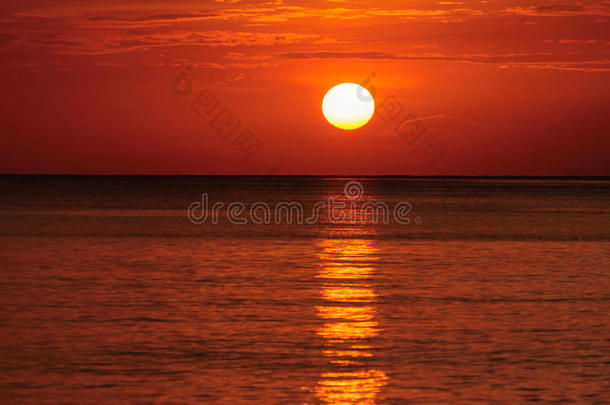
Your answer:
(0, 176), (609, 404)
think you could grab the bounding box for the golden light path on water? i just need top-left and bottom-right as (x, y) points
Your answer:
(314, 239), (388, 404)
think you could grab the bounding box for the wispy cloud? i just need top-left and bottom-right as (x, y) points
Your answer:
(279, 51), (610, 72)
(1, 0), (608, 73)
(11, 30), (327, 55)
(505, 1), (610, 17)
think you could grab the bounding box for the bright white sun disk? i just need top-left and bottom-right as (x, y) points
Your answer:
(322, 83), (375, 130)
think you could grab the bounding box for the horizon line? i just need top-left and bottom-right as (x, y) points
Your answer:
(1, 174), (609, 179)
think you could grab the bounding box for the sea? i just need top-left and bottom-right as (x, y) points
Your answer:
(0, 176), (608, 404)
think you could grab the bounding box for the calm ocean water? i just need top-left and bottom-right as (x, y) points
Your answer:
(0, 176), (609, 404)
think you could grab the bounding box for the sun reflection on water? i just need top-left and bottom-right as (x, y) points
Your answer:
(315, 239), (388, 404)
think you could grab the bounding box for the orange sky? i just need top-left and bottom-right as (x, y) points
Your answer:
(1, 0), (609, 175)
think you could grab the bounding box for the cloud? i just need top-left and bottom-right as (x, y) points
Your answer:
(505, 2), (610, 17)
(498, 61), (610, 72)
(535, 3), (585, 13)
(279, 51), (610, 72)
(228, 5), (483, 22)
(1, 1), (608, 74)
(87, 12), (220, 22)
(280, 51), (402, 59)
(15, 30), (324, 55)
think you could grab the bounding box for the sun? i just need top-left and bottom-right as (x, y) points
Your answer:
(322, 83), (375, 130)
